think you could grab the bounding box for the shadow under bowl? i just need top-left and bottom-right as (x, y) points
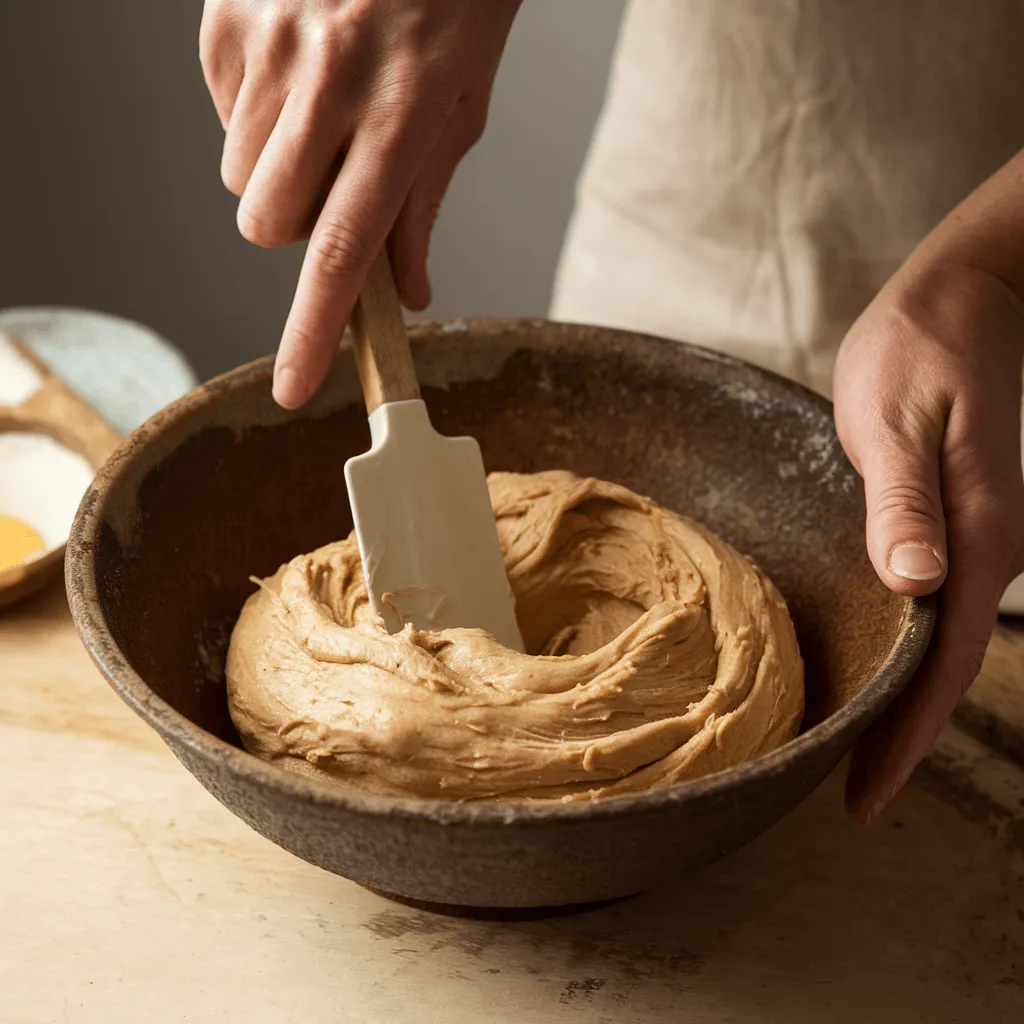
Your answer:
(66, 319), (934, 910)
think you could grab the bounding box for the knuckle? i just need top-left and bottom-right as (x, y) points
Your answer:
(310, 219), (373, 280)
(405, 191), (443, 236)
(421, 85), (461, 127)
(466, 108), (488, 147)
(369, 83), (418, 128)
(456, 97), (489, 149)
(871, 481), (944, 525)
(256, 5), (297, 54)
(236, 204), (293, 249)
(199, 0), (228, 47)
(198, 29), (218, 75)
(220, 159), (246, 198)
(199, 4), (236, 79)
(371, 61), (458, 135)
(870, 390), (948, 454)
(310, 19), (356, 81)
(422, 196), (444, 225)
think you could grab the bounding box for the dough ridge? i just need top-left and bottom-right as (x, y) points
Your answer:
(226, 471), (804, 802)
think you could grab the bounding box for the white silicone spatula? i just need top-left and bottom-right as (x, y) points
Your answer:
(343, 251), (524, 651)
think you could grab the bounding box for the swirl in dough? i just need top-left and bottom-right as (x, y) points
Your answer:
(226, 471), (804, 801)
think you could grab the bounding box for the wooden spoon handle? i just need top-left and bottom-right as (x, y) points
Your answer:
(349, 250), (421, 415)
(0, 334), (122, 466)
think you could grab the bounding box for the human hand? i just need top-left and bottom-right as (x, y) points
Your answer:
(200, 0), (521, 407)
(834, 157), (1024, 824)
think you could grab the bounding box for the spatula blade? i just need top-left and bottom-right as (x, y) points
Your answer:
(344, 399), (523, 651)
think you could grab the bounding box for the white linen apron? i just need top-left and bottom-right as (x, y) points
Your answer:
(552, 0), (1024, 611)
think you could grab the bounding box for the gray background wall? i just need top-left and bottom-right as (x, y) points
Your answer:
(0, 1), (625, 379)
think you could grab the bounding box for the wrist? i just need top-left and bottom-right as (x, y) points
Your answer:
(904, 150), (1024, 357)
(888, 257), (1024, 364)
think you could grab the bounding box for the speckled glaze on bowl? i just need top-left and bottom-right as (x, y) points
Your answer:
(65, 320), (934, 910)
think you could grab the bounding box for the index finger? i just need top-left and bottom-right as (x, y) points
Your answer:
(844, 502), (1009, 824)
(273, 108), (449, 409)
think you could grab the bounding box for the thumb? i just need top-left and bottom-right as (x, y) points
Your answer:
(859, 421), (948, 597)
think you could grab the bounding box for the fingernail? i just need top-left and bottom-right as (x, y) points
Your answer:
(888, 543), (943, 581)
(864, 766), (914, 825)
(864, 798), (887, 825)
(889, 765), (913, 802)
(273, 366), (307, 409)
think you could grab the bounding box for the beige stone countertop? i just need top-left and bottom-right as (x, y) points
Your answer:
(2, 582), (1022, 1023)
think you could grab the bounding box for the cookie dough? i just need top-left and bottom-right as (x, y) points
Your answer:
(226, 471), (804, 801)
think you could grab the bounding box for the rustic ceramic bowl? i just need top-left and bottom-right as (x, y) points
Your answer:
(66, 319), (934, 910)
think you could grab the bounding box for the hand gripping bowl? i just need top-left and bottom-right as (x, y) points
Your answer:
(65, 320), (934, 911)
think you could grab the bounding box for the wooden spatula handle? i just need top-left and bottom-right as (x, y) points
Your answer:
(350, 250), (421, 415)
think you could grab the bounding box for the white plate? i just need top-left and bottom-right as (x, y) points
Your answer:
(0, 306), (198, 435)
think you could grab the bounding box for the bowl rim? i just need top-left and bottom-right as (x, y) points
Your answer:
(65, 318), (937, 827)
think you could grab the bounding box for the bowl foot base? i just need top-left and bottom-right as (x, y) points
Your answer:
(364, 887), (639, 920)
